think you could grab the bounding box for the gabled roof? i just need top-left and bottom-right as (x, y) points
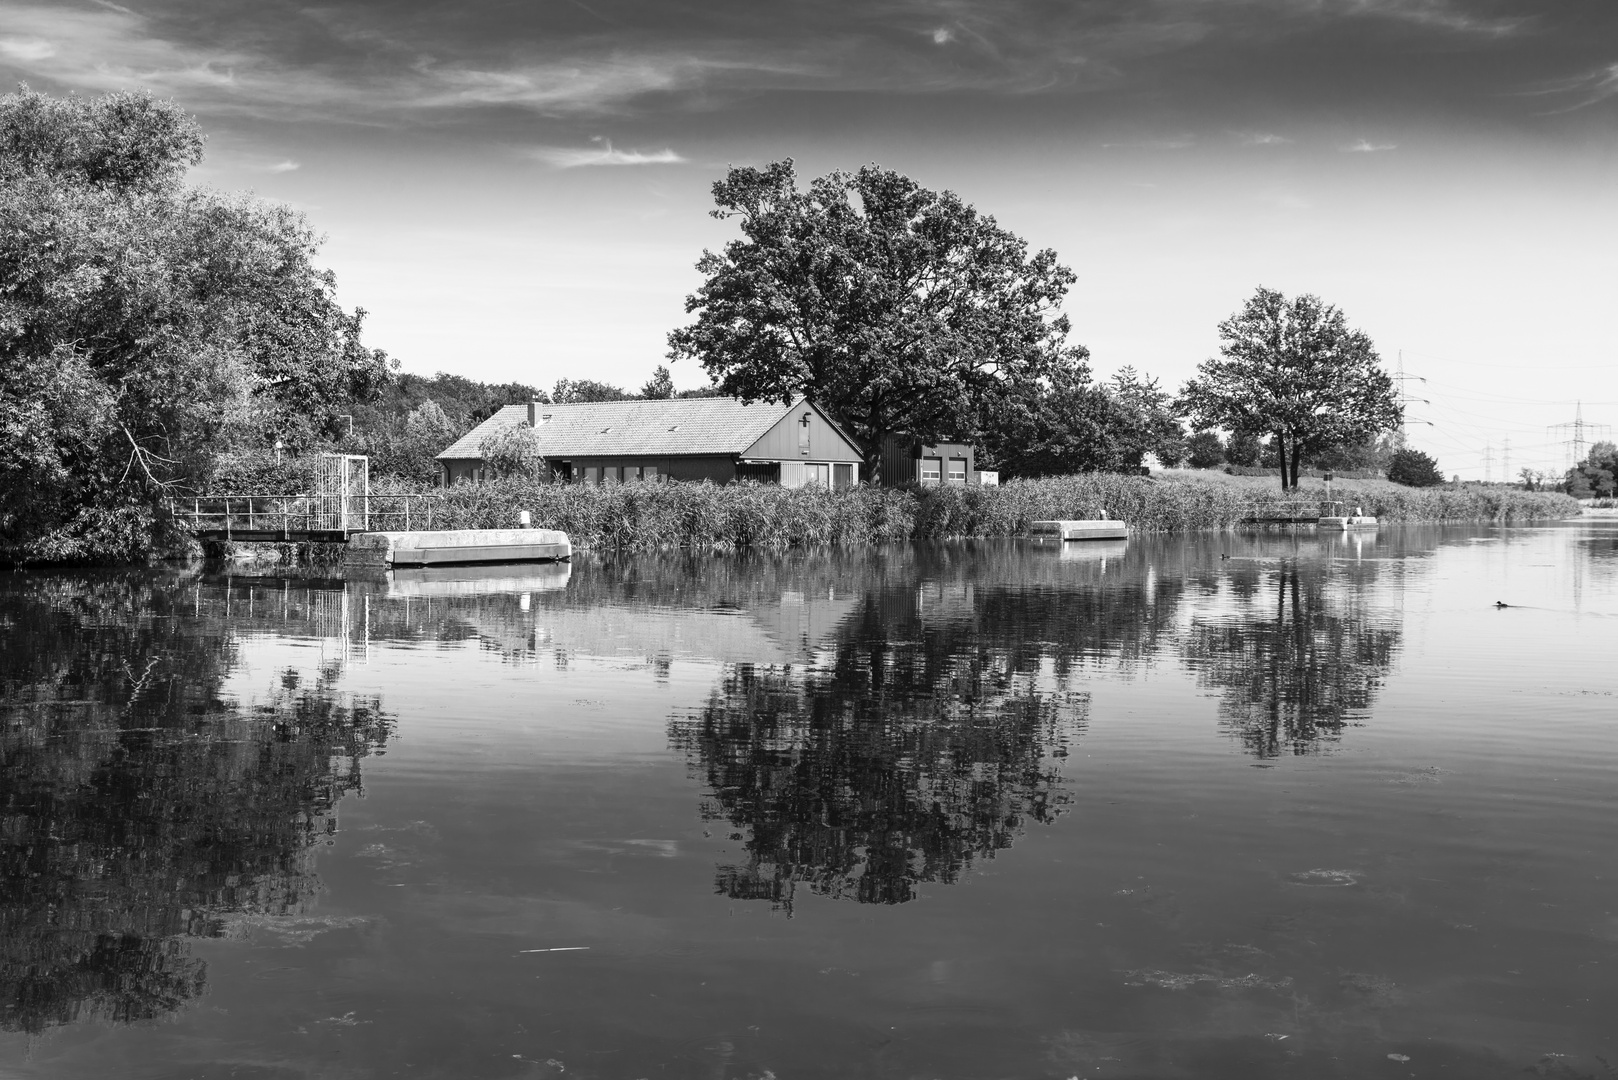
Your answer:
(437, 395), (822, 460)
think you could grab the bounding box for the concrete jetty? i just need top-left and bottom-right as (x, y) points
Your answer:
(346, 528), (571, 568)
(1030, 519), (1129, 541)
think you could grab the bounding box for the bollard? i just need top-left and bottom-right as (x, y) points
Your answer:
(519, 510), (532, 528)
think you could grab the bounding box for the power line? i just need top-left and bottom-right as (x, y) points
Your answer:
(1549, 402), (1612, 470)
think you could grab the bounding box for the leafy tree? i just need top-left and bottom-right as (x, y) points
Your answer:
(1565, 440), (1617, 498)
(1186, 431), (1225, 469)
(668, 160), (1079, 482)
(552, 378), (630, 404)
(640, 365), (675, 399)
(0, 88), (390, 563)
(981, 356), (1166, 477)
(1179, 288), (1402, 490)
(1111, 367), (1186, 467)
(1224, 430), (1262, 467)
(477, 423), (545, 480)
(1386, 447), (1444, 487)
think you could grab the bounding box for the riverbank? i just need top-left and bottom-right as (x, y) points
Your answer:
(418, 471), (1580, 551)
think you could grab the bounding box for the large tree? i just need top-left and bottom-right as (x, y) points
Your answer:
(1179, 288), (1401, 490)
(668, 160), (1079, 482)
(0, 88), (390, 562)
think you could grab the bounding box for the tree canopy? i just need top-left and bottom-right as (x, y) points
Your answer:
(1179, 288), (1401, 490)
(0, 88), (390, 562)
(668, 160), (1081, 481)
(1386, 447), (1444, 488)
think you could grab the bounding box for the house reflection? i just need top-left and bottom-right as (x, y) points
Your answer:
(0, 572), (391, 1033)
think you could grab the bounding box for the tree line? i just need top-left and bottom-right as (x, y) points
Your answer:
(4, 89), (1422, 563)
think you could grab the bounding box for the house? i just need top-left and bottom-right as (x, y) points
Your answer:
(878, 435), (997, 487)
(436, 395), (864, 487)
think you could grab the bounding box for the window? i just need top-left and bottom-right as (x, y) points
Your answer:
(805, 463), (829, 487)
(947, 458), (967, 484)
(799, 413), (811, 455)
(582, 466), (600, 485)
(624, 465), (642, 482)
(833, 463), (853, 489)
(642, 465), (659, 482)
(920, 457), (942, 485)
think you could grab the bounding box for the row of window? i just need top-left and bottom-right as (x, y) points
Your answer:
(578, 465), (660, 484)
(919, 457), (969, 485)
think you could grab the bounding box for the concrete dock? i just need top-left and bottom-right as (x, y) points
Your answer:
(346, 528), (571, 568)
(1030, 519), (1129, 541)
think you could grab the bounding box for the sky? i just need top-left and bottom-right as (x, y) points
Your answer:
(2, 0), (1615, 478)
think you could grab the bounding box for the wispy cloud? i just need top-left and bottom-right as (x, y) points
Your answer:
(529, 139), (685, 168)
(1102, 134), (1195, 151)
(1533, 61), (1618, 112)
(1343, 139), (1397, 152)
(265, 159), (300, 173)
(1237, 131), (1291, 146)
(0, 37), (58, 62)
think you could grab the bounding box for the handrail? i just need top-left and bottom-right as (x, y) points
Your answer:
(164, 493), (444, 536)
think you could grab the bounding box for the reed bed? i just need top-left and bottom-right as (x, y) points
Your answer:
(417, 472), (1580, 551)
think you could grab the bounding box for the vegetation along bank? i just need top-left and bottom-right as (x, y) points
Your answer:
(414, 473), (1581, 553)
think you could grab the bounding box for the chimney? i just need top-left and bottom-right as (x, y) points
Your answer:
(528, 401), (540, 426)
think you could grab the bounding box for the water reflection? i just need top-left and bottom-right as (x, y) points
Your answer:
(0, 572), (392, 1033)
(666, 542), (1187, 911)
(1183, 556), (1402, 758)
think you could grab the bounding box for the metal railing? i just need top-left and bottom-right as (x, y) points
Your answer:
(166, 493), (443, 537)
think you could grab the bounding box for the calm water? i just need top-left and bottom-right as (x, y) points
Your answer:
(3, 524), (1616, 1080)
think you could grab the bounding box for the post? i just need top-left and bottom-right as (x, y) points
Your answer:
(405, 496), (411, 532)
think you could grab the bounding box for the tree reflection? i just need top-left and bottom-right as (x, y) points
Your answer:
(0, 572), (391, 1033)
(1182, 559), (1401, 758)
(666, 540), (1193, 912)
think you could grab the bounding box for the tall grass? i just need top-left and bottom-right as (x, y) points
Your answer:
(418, 478), (915, 550)
(413, 473), (1580, 551)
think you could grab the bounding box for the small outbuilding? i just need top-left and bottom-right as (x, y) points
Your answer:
(436, 395), (864, 488)
(878, 435), (997, 487)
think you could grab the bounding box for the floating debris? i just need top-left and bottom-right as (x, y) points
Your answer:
(1285, 869), (1360, 887)
(1123, 969), (1292, 991)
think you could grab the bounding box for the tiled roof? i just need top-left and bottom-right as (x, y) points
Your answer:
(436, 396), (805, 460)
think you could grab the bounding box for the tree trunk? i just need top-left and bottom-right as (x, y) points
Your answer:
(1275, 434), (1291, 491)
(863, 431), (886, 487)
(1289, 449), (1302, 490)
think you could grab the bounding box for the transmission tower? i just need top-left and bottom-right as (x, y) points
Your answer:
(1550, 402), (1612, 469)
(1502, 437), (1511, 483)
(1483, 443), (1493, 484)
(1391, 351), (1428, 449)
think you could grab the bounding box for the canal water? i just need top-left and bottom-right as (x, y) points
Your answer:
(2, 523), (1615, 1079)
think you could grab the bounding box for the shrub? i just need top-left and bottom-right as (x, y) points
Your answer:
(1387, 448), (1443, 487)
(1186, 432), (1225, 469)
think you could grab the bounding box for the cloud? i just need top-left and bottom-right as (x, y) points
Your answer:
(931, 27), (955, 45)
(265, 160), (300, 173)
(1343, 139), (1397, 152)
(1535, 61), (1618, 112)
(1102, 134), (1195, 150)
(529, 139), (685, 168)
(0, 37), (57, 61)
(1237, 131), (1291, 146)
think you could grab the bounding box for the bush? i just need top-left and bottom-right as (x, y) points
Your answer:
(1186, 432), (1225, 469)
(1387, 448), (1444, 487)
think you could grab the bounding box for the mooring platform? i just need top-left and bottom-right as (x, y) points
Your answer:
(345, 528), (572, 568)
(1030, 519), (1130, 541)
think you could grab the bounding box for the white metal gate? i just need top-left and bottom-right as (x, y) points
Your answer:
(313, 453), (370, 533)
